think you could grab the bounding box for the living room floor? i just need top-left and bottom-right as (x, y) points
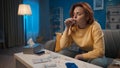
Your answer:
(0, 46), (23, 68)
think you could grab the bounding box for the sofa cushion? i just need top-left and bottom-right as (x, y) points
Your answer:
(44, 40), (55, 51)
(55, 33), (62, 52)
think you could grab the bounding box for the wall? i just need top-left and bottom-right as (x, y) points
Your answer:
(49, 0), (120, 29)
(40, 0), (120, 41)
(39, 0), (50, 42)
(106, 0), (120, 6)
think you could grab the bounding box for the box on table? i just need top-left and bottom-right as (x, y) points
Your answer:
(23, 43), (43, 54)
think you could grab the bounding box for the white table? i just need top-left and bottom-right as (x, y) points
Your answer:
(14, 49), (102, 68)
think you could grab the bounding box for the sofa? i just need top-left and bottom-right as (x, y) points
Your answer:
(44, 29), (120, 67)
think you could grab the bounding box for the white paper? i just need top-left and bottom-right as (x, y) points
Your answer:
(27, 38), (35, 47)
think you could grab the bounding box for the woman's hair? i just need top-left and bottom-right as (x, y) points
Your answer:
(70, 2), (94, 24)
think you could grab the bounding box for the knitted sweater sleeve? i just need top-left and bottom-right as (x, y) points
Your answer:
(60, 28), (73, 49)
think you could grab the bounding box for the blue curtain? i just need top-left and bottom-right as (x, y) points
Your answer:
(23, 0), (39, 42)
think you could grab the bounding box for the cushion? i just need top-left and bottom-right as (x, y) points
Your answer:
(55, 32), (62, 52)
(44, 40), (55, 51)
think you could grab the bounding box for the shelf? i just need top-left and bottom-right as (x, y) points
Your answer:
(106, 5), (120, 29)
(50, 7), (64, 39)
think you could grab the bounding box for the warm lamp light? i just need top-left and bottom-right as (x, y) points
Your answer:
(18, 4), (32, 15)
(18, 4), (32, 45)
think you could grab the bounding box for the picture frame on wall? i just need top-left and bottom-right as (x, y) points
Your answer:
(93, 0), (104, 10)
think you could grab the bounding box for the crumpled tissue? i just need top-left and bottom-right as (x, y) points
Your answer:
(27, 38), (35, 47)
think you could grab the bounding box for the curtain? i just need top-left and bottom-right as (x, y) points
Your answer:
(23, 0), (40, 42)
(1, 0), (24, 47)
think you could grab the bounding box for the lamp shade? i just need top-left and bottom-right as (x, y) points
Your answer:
(18, 4), (32, 15)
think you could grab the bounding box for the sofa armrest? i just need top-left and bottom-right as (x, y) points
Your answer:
(44, 40), (56, 51)
(103, 30), (120, 58)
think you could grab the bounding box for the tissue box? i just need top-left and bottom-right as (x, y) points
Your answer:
(23, 43), (43, 54)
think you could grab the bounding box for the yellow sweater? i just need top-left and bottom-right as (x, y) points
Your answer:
(60, 21), (105, 60)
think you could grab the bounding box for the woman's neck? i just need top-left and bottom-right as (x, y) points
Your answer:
(78, 23), (88, 29)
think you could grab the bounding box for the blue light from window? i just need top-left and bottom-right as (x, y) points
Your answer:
(23, 0), (39, 42)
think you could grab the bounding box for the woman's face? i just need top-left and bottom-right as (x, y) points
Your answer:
(73, 6), (87, 26)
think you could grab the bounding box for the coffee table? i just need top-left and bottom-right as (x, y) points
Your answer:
(14, 49), (102, 68)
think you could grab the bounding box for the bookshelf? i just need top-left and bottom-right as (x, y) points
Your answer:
(106, 5), (120, 29)
(50, 7), (64, 39)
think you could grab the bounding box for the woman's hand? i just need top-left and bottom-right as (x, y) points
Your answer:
(64, 18), (76, 28)
(64, 18), (77, 35)
(75, 54), (84, 60)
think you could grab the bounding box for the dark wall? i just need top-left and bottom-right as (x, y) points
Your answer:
(49, 0), (120, 29)
(39, 0), (50, 41)
(49, 0), (106, 29)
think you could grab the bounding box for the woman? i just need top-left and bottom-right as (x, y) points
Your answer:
(60, 2), (107, 67)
